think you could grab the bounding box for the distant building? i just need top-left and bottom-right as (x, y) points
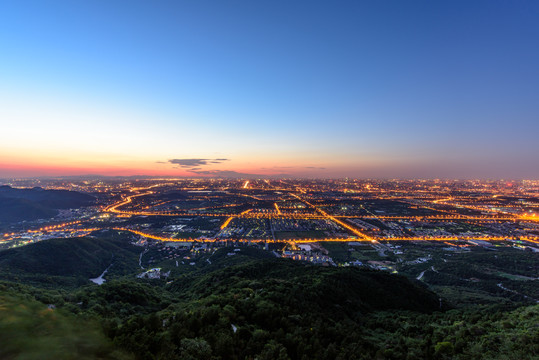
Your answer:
(137, 268), (170, 279)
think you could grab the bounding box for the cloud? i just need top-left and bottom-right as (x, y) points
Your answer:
(190, 170), (247, 176)
(260, 166), (294, 170)
(162, 158), (292, 178)
(167, 158), (229, 168)
(189, 169), (290, 179)
(306, 166), (326, 169)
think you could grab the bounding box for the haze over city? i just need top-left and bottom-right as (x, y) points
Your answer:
(1, 1), (538, 179)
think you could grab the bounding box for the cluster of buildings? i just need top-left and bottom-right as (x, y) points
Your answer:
(137, 267), (170, 279)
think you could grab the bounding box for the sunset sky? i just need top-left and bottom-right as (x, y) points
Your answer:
(1, 1), (538, 179)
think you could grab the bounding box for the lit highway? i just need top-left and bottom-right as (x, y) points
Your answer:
(3, 179), (539, 246)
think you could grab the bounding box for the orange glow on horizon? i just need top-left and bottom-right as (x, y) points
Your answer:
(0, 159), (309, 178)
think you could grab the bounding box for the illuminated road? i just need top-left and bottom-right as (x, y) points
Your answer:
(104, 191), (154, 213)
(103, 188), (534, 223)
(4, 222), (538, 246)
(94, 183), (539, 245)
(274, 202), (281, 215)
(290, 193), (373, 240)
(5, 181), (538, 247)
(31, 227), (539, 245)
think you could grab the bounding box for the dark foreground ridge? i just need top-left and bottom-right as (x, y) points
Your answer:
(0, 235), (140, 287)
(0, 233), (537, 359)
(171, 250), (445, 314)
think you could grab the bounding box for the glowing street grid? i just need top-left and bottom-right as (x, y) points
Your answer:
(2, 179), (538, 249)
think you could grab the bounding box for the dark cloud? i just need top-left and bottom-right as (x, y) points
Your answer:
(260, 166), (293, 170)
(189, 169), (290, 179)
(306, 166), (326, 169)
(167, 158), (229, 168)
(190, 170), (247, 176)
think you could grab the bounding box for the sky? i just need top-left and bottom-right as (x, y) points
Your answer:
(0, 0), (538, 179)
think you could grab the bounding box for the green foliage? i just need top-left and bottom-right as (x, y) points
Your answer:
(0, 234), (141, 287)
(75, 280), (174, 318)
(1, 240), (537, 360)
(0, 293), (130, 359)
(397, 244), (538, 305)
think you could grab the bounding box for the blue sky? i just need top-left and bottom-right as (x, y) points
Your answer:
(0, 1), (538, 178)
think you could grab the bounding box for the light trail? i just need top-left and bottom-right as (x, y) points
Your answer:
(220, 216), (234, 230)
(220, 209), (252, 230)
(101, 184), (538, 226)
(113, 229), (539, 245)
(104, 191), (153, 213)
(31, 181), (532, 248)
(5, 225), (538, 245)
(290, 193), (373, 240)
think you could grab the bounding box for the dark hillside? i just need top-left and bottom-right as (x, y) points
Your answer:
(0, 239), (536, 359)
(172, 252), (445, 315)
(0, 197), (57, 224)
(0, 185), (96, 225)
(0, 235), (141, 287)
(0, 185), (95, 208)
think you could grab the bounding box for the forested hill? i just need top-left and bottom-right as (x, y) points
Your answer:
(0, 185), (95, 225)
(0, 235), (537, 359)
(0, 185), (95, 207)
(0, 235), (140, 287)
(171, 252), (446, 314)
(0, 235), (442, 313)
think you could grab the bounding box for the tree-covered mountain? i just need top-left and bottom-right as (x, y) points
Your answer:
(0, 233), (537, 359)
(0, 185), (95, 225)
(0, 233), (141, 287)
(0, 196), (58, 224)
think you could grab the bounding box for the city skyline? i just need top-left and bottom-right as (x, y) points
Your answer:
(1, 1), (538, 179)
